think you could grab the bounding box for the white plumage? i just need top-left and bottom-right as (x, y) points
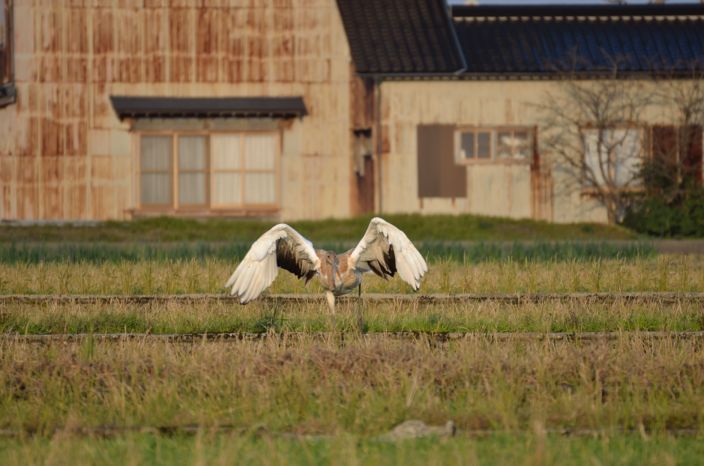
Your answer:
(225, 224), (320, 303)
(225, 217), (428, 310)
(350, 218), (427, 291)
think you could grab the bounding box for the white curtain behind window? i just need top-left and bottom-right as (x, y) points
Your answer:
(243, 134), (276, 204)
(211, 135), (240, 170)
(584, 129), (641, 187)
(211, 134), (242, 206)
(140, 136), (172, 205)
(244, 134), (276, 170)
(244, 173), (276, 204)
(178, 136), (207, 205)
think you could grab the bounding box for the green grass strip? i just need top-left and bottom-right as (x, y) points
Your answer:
(1, 432), (703, 466)
(0, 214), (635, 243)
(0, 240), (655, 263)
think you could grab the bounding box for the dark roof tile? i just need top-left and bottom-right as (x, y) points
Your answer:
(452, 4), (704, 18)
(453, 17), (704, 76)
(110, 96), (307, 120)
(336, 0), (465, 75)
(338, 3), (704, 78)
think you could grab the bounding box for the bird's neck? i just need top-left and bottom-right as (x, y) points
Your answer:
(317, 250), (338, 290)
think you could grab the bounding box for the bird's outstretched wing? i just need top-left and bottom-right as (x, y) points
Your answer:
(225, 224), (321, 303)
(348, 217), (428, 290)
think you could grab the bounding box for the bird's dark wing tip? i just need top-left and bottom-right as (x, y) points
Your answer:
(276, 237), (317, 281)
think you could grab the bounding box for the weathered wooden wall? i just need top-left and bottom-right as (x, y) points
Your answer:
(379, 80), (645, 223)
(0, 0), (353, 221)
(4, 1), (692, 224)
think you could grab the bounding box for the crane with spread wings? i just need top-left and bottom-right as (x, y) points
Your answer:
(225, 217), (428, 312)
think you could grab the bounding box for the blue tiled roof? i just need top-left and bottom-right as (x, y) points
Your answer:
(338, 2), (704, 78)
(336, 0), (466, 75)
(452, 5), (704, 77)
(454, 17), (704, 76)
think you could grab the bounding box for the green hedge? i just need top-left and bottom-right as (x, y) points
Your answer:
(0, 214), (635, 242)
(624, 190), (704, 237)
(0, 241), (655, 264)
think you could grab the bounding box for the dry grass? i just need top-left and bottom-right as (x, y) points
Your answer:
(2, 335), (703, 436)
(0, 255), (703, 295)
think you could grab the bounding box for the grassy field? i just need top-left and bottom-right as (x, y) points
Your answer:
(0, 255), (701, 295)
(0, 214), (636, 242)
(2, 241), (703, 464)
(1, 334), (704, 466)
(2, 299), (704, 334)
(0, 240), (655, 263)
(0, 213), (652, 266)
(3, 432), (703, 466)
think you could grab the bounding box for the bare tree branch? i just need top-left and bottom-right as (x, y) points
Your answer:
(537, 72), (652, 223)
(539, 59), (704, 224)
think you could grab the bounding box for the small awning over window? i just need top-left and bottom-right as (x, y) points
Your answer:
(111, 96), (307, 120)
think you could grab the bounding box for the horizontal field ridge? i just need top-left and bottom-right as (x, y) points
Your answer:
(1, 292), (704, 305)
(5, 331), (704, 343)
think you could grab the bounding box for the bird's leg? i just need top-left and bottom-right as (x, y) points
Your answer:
(325, 290), (336, 313)
(325, 291), (336, 331)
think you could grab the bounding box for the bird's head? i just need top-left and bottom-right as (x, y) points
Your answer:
(318, 250), (336, 267)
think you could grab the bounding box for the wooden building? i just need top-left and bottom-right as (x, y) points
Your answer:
(0, 1), (703, 223)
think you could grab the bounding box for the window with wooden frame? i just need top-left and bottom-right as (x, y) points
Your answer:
(140, 136), (173, 207)
(178, 136), (208, 207)
(0, 0), (15, 107)
(455, 127), (533, 163)
(650, 125), (703, 188)
(581, 127), (643, 189)
(138, 132), (279, 213)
